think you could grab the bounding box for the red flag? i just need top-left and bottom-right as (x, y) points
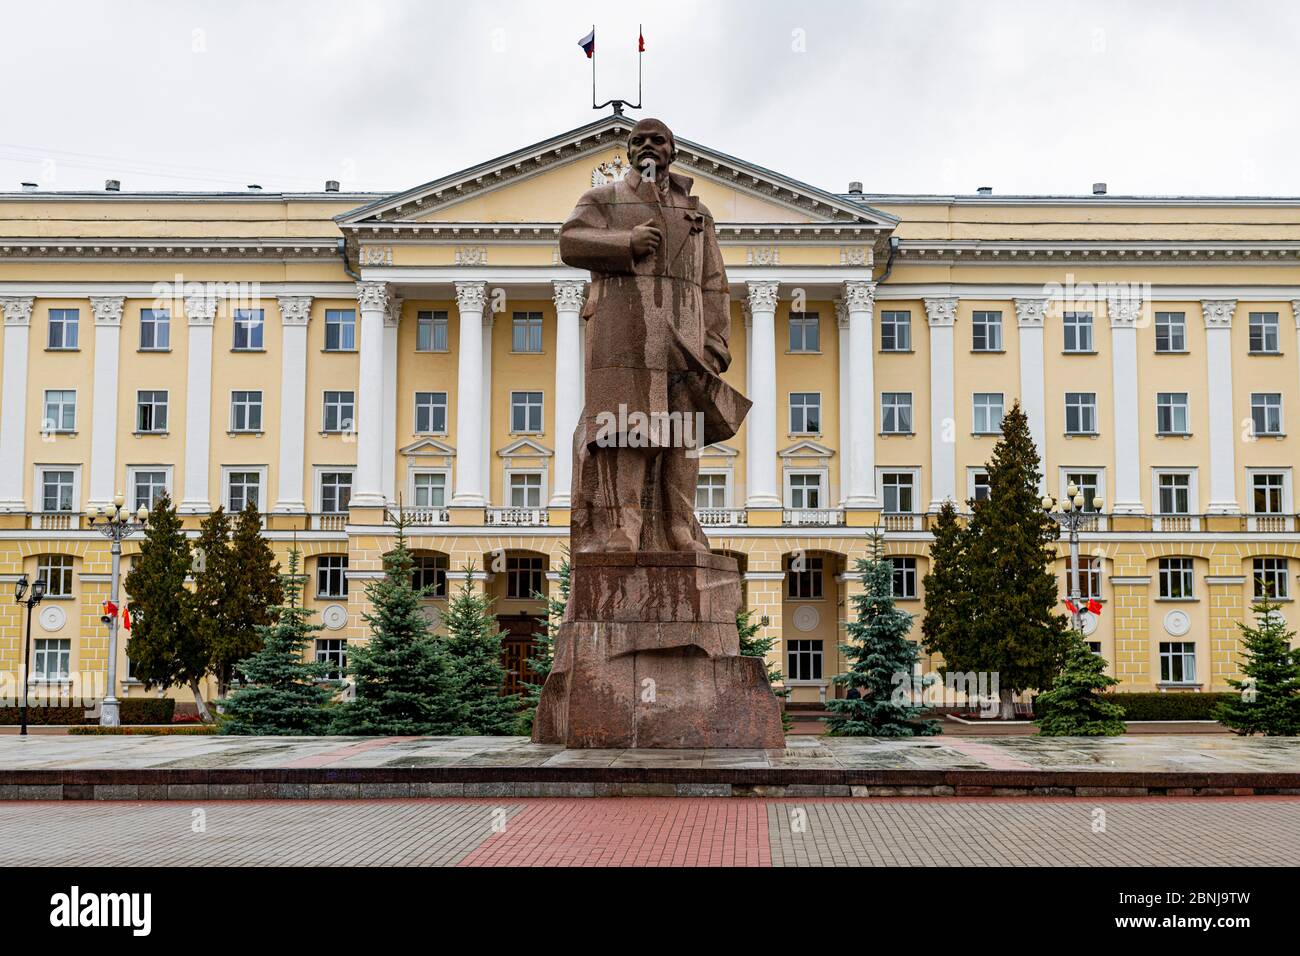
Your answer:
(638, 29), (645, 52)
(122, 606), (131, 630)
(1064, 600), (1078, 615)
(1087, 598), (1102, 615)
(102, 600), (118, 618)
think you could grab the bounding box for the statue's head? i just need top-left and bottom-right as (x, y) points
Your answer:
(628, 118), (676, 182)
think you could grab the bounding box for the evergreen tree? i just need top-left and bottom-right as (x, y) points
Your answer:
(1033, 632), (1127, 735)
(825, 532), (939, 737)
(1215, 598), (1300, 736)
(737, 607), (791, 729)
(211, 503), (283, 696)
(519, 552), (569, 734)
(330, 518), (456, 735)
(190, 506), (233, 693)
(221, 548), (339, 735)
(921, 500), (969, 657)
(124, 494), (213, 721)
(441, 565), (521, 735)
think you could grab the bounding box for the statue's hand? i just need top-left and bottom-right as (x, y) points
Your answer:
(630, 220), (662, 259)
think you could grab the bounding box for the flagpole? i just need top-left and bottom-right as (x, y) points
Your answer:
(590, 23), (596, 110)
(636, 23), (642, 109)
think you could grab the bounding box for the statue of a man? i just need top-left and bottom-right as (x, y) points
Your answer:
(560, 118), (749, 553)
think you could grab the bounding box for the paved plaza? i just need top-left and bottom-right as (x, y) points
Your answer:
(0, 796), (1295, 866)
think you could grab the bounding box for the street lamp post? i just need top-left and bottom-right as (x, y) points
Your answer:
(1042, 482), (1104, 634)
(86, 494), (149, 727)
(14, 573), (46, 736)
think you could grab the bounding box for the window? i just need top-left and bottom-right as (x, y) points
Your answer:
(1064, 472), (1102, 511)
(319, 472), (352, 514)
(787, 640), (824, 681)
(1160, 642), (1197, 683)
(33, 638), (71, 681)
(1155, 312), (1186, 352)
(881, 472), (916, 514)
(973, 393), (1004, 434)
(1158, 557), (1194, 599)
(140, 308), (170, 350)
(789, 392), (821, 434)
(1064, 556), (1102, 600)
(233, 309), (265, 350)
(695, 473), (728, 509)
(1064, 392), (1097, 434)
(509, 472), (543, 509)
(1087, 641), (1103, 656)
(1157, 473), (1191, 515)
(324, 309), (356, 351)
(414, 392), (448, 434)
(136, 391), (168, 433)
(789, 312), (820, 352)
(230, 391), (263, 432)
(316, 555), (349, 598)
(880, 311), (911, 352)
(1249, 312), (1280, 354)
(511, 311), (543, 353)
(315, 639), (347, 680)
(891, 557), (918, 599)
(787, 473), (823, 510)
(40, 470), (74, 512)
(1156, 392), (1189, 435)
(37, 555), (74, 598)
(787, 555), (824, 600)
(972, 311), (1003, 351)
(1063, 312), (1094, 352)
(48, 309), (79, 350)
(131, 470), (168, 511)
(506, 556), (544, 599)
(971, 470), (991, 503)
(412, 554), (448, 597)
(1253, 557), (1289, 599)
(323, 391), (355, 433)
(1251, 393), (1283, 436)
(416, 310), (448, 352)
(511, 391), (543, 433)
(412, 472), (447, 508)
(1253, 472), (1285, 514)
(881, 392), (913, 434)
(227, 471), (262, 512)
(43, 390), (76, 433)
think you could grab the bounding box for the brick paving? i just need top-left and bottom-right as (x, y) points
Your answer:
(0, 797), (1295, 866)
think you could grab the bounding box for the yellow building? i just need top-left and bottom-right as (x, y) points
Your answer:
(2, 113), (1297, 709)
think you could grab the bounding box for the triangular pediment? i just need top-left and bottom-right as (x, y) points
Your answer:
(338, 114), (897, 231)
(498, 437), (553, 458)
(779, 439), (836, 459)
(400, 437), (456, 457)
(698, 442), (739, 458)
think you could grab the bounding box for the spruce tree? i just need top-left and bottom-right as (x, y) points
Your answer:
(441, 565), (521, 735)
(921, 500), (969, 659)
(330, 518), (456, 735)
(825, 532), (939, 737)
(1033, 632), (1127, 735)
(519, 552), (569, 734)
(221, 548), (338, 735)
(212, 503), (283, 696)
(737, 607), (791, 728)
(191, 505), (233, 693)
(1215, 598), (1300, 736)
(124, 494), (213, 721)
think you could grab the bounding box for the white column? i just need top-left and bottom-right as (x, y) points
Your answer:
(179, 295), (217, 513)
(745, 280), (781, 509)
(452, 281), (488, 507)
(1202, 299), (1239, 514)
(835, 299), (850, 505)
(1014, 298), (1048, 494)
(87, 296), (125, 509)
(382, 295), (403, 504)
(843, 279), (877, 508)
(1108, 293), (1143, 514)
(0, 297), (33, 512)
(352, 281), (389, 508)
(924, 296), (958, 510)
(273, 295), (312, 513)
(481, 308), (494, 504)
(551, 280), (586, 507)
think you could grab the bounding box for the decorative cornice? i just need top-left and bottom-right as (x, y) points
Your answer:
(923, 296), (958, 327)
(184, 294), (218, 326)
(277, 295), (314, 327)
(355, 281), (389, 312)
(0, 238), (339, 261)
(1200, 299), (1237, 329)
(1106, 293), (1143, 328)
(339, 221), (889, 244)
(552, 279), (586, 312)
(897, 239), (1300, 265)
(1014, 298), (1048, 328)
(89, 295), (125, 327)
(385, 295), (404, 328)
(841, 280), (875, 311)
(454, 280), (488, 313)
(0, 296), (33, 326)
(745, 279), (780, 312)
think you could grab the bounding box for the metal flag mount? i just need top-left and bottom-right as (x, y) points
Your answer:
(589, 23), (643, 115)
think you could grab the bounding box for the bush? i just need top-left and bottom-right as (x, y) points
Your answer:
(121, 698), (176, 724)
(0, 697), (177, 725)
(67, 726), (216, 736)
(1034, 691), (1235, 722)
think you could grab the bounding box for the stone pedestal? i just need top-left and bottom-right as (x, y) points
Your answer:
(532, 551), (785, 749)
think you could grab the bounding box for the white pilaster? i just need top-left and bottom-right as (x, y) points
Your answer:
(551, 280), (586, 508)
(835, 299), (850, 505)
(744, 280), (781, 509)
(382, 295), (403, 504)
(352, 281), (389, 508)
(1014, 298), (1048, 494)
(273, 295), (312, 513)
(452, 281), (488, 507)
(1108, 293), (1143, 514)
(1202, 299), (1239, 514)
(0, 297), (33, 511)
(843, 280), (877, 509)
(924, 296), (958, 510)
(87, 296), (125, 509)
(481, 307), (493, 505)
(179, 295), (217, 513)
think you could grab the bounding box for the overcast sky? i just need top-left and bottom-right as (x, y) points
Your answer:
(5, 0), (1296, 197)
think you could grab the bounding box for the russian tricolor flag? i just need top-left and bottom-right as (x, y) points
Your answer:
(578, 28), (595, 58)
